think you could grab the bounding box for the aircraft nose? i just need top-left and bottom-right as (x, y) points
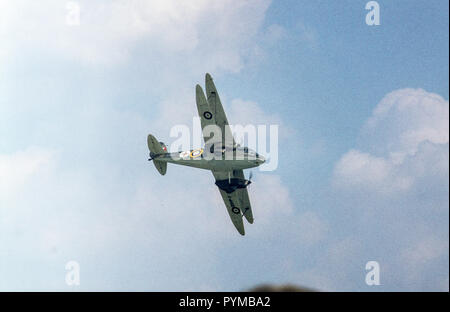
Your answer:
(256, 155), (265, 164)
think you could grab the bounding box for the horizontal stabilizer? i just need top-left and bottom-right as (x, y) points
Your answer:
(153, 160), (167, 175)
(147, 134), (168, 175)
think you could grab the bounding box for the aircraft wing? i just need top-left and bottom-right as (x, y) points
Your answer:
(217, 189), (245, 235)
(231, 170), (254, 224)
(195, 73), (235, 146)
(195, 84), (218, 144)
(213, 170), (254, 235)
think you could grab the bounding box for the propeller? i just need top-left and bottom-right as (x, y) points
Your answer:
(245, 170), (253, 187)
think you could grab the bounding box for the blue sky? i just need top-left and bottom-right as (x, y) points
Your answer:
(0, 0), (448, 291)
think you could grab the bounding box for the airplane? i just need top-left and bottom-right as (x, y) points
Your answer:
(147, 73), (265, 235)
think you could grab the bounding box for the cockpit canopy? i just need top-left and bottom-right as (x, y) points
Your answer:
(207, 143), (261, 160)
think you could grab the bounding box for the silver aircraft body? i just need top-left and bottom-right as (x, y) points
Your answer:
(147, 73), (265, 235)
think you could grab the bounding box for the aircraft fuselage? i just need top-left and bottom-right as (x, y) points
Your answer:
(152, 146), (265, 171)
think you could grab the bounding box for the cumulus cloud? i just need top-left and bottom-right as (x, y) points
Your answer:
(0, 141), (318, 290)
(329, 88), (449, 291)
(364, 88), (449, 156)
(241, 174), (328, 246)
(0, 0), (331, 292)
(333, 88), (449, 195)
(1, 0), (273, 71)
(0, 1), (317, 291)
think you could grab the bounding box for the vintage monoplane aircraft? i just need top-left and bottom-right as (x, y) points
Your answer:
(147, 73), (265, 235)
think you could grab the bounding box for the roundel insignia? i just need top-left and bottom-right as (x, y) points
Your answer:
(231, 207), (240, 214)
(203, 111), (213, 120)
(190, 148), (204, 158)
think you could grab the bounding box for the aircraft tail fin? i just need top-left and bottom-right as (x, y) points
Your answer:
(147, 134), (168, 175)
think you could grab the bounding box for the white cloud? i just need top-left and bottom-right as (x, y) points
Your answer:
(229, 98), (283, 126)
(0, 147), (56, 201)
(333, 149), (413, 194)
(0, 142), (309, 290)
(333, 88), (449, 195)
(364, 88), (449, 157)
(1, 0), (272, 71)
(251, 174), (294, 220)
(245, 174), (328, 246)
(329, 88), (449, 291)
(0, 0), (327, 291)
